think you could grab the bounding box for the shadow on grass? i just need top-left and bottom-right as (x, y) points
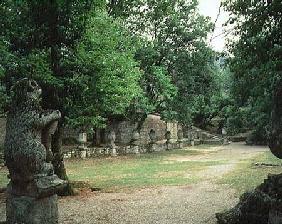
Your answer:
(218, 151), (282, 195)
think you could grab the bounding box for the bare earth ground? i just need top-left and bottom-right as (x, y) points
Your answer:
(0, 143), (268, 224)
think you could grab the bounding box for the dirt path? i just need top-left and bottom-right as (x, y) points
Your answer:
(0, 143), (268, 224)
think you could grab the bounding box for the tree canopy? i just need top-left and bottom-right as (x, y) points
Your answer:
(0, 0), (233, 190)
(223, 0), (282, 142)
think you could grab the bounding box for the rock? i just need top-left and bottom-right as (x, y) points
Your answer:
(216, 174), (282, 224)
(6, 194), (59, 224)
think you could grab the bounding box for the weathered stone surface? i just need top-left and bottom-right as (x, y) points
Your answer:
(4, 79), (66, 224)
(216, 174), (282, 224)
(4, 79), (61, 182)
(6, 194), (59, 224)
(7, 175), (66, 198)
(108, 115), (169, 145)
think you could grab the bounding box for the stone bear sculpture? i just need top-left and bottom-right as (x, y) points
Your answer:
(4, 78), (61, 184)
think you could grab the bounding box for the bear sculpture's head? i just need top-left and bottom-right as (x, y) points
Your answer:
(11, 78), (42, 110)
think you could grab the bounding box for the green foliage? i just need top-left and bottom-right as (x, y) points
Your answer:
(135, 45), (177, 119)
(123, 0), (218, 125)
(65, 11), (142, 128)
(0, 0), (229, 131)
(0, 1), (142, 130)
(223, 0), (282, 141)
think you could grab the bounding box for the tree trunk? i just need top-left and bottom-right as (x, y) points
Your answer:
(51, 122), (74, 196)
(96, 128), (101, 146)
(269, 83), (282, 158)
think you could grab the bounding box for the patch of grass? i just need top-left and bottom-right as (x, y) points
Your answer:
(66, 149), (225, 191)
(0, 147), (226, 191)
(218, 151), (282, 195)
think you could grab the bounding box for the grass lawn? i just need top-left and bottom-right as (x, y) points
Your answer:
(0, 148), (219, 190)
(0, 146), (282, 194)
(65, 149), (222, 191)
(218, 151), (282, 195)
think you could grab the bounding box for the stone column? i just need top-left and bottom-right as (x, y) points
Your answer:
(78, 132), (87, 159)
(148, 129), (157, 152)
(165, 131), (171, 150)
(221, 127), (229, 145)
(190, 131), (195, 146)
(131, 130), (140, 154)
(108, 130), (117, 157)
(177, 129), (184, 148)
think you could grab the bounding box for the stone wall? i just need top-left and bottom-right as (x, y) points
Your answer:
(110, 114), (179, 146)
(0, 117), (6, 150)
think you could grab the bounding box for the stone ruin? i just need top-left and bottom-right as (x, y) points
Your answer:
(2, 112), (228, 159)
(62, 123), (227, 159)
(4, 79), (66, 224)
(216, 85), (282, 224)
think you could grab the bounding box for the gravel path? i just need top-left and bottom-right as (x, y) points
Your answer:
(0, 143), (268, 224)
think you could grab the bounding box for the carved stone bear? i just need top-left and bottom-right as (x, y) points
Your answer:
(4, 79), (61, 184)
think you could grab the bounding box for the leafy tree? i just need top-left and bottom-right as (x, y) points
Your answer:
(128, 0), (216, 127)
(0, 0), (142, 194)
(223, 0), (282, 142)
(65, 11), (142, 129)
(104, 0), (222, 130)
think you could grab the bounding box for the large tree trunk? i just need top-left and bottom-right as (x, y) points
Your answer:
(51, 122), (74, 196)
(269, 83), (282, 158)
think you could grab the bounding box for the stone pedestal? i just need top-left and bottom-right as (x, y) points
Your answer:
(132, 145), (140, 154)
(111, 147), (117, 157)
(6, 194), (58, 224)
(80, 150), (87, 159)
(177, 129), (184, 149)
(78, 132), (87, 148)
(165, 131), (171, 150)
(106, 130), (117, 157)
(6, 174), (66, 224)
(130, 130), (141, 154)
(178, 141), (183, 148)
(147, 142), (156, 153)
